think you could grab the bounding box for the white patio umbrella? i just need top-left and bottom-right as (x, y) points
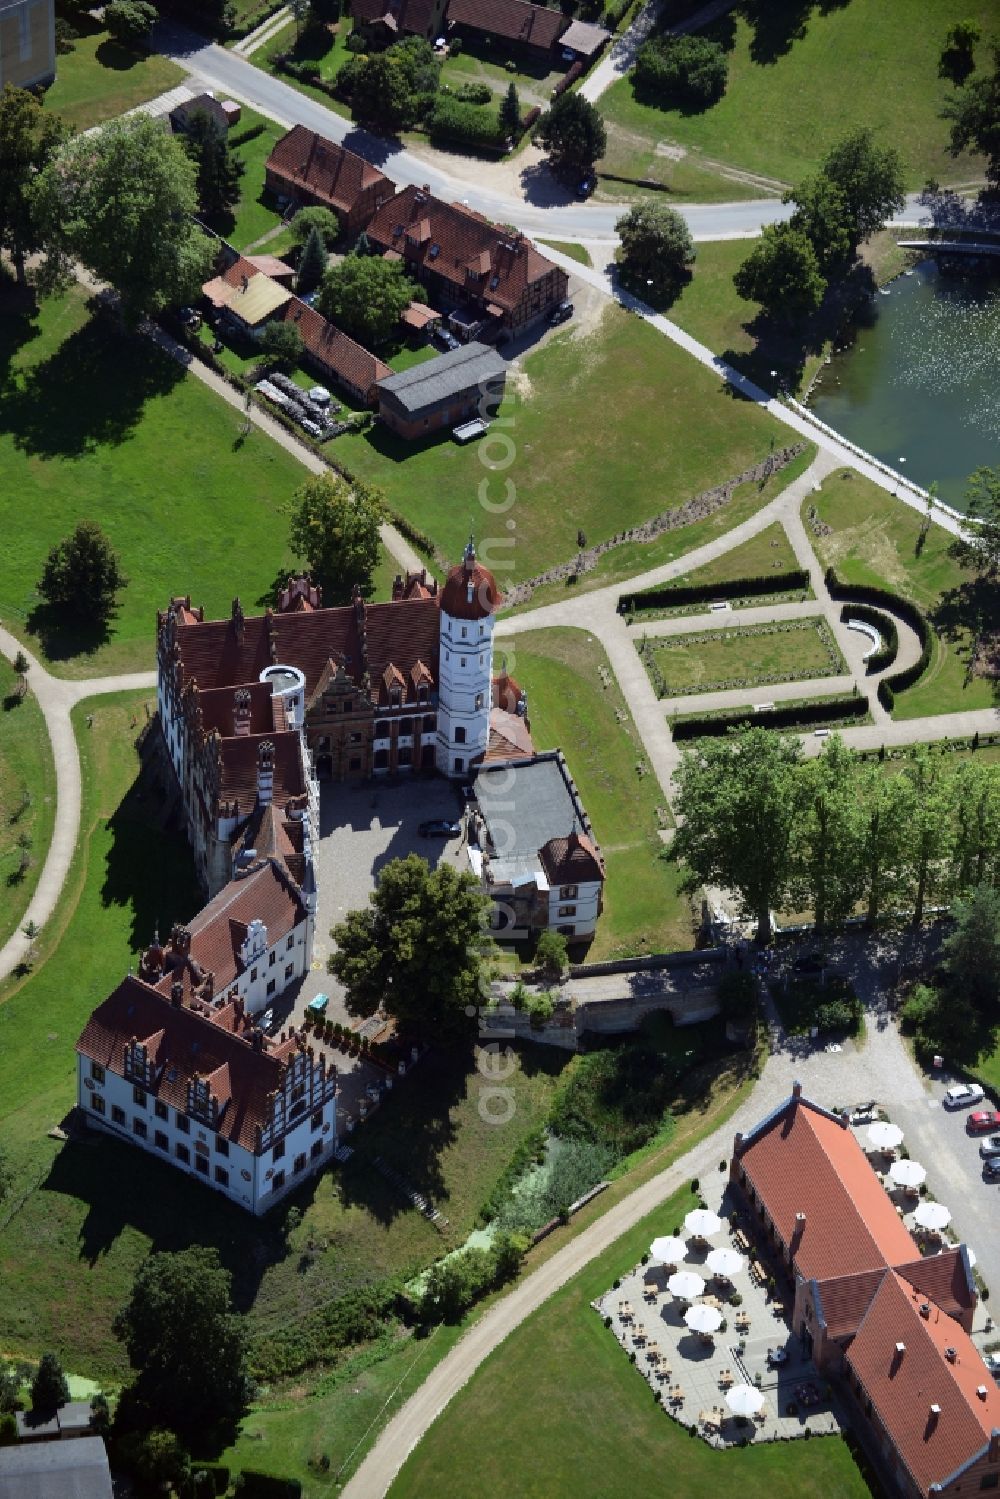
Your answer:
(650, 1236), (688, 1264)
(707, 1246), (745, 1279)
(668, 1270), (705, 1300)
(889, 1158), (927, 1189)
(685, 1208), (723, 1238)
(915, 1201), (951, 1231)
(726, 1384), (765, 1418)
(867, 1121), (904, 1151)
(967, 1246), (977, 1268)
(684, 1303), (723, 1335)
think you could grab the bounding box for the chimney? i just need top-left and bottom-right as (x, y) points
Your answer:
(930, 1404), (941, 1417)
(234, 687), (252, 736)
(792, 1081), (802, 1100)
(257, 740), (274, 806)
(231, 596), (245, 643)
(392, 573), (404, 601)
(945, 1347), (958, 1364)
(920, 1303), (931, 1319)
(171, 980), (183, 1007)
(895, 1342), (906, 1355)
(978, 1387), (989, 1401)
(170, 923), (191, 958)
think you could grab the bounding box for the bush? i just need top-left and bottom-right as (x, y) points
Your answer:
(633, 34), (727, 110)
(553, 60), (584, 97)
(0, 1413), (16, 1446)
(815, 998), (859, 1033)
(228, 121), (267, 149)
(671, 694), (868, 741)
(426, 96), (507, 150)
(535, 928), (569, 981)
(621, 568), (809, 614)
(235, 1473), (303, 1498)
(716, 970), (757, 1020)
(54, 16), (77, 51)
(824, 568), (932, 709)
(451, 80), (492, 105)
(840, 602), (899, 676)
(522, 105), (541, 132)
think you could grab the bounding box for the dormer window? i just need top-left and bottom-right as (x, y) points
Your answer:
(489, 275), (500, 289)
(390, 687), (402, 706)
(429, 243), (440, 258)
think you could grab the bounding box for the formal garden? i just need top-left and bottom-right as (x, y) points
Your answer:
(637, 618), (846, 700)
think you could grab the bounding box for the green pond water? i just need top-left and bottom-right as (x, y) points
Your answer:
(808, 259), (1000, 510)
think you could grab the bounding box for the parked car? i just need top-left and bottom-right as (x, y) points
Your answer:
(983, 1159), (1000, 1182)
(418, 819), (461, 838)
(978, 1133), (1000, 1158)
(577, 174), (596, 197)
(549, 300), (574, 326)
(944, 1082), (986, 1109)
(434, 327), (460, 352)
(967, 1110), (1000, 1134)
(985, 1352), (1000, 1378)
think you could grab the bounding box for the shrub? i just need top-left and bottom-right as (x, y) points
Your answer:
(552, 60), (584, 97)
(535, 928), (569, 981)
(716, 970), (757, 1020)
(671, 694), (868, 741)
(522, 105), (541, 132)
(228, 121), (267, 149)
(824, 568), (932, 708)
(452, 80), (492, 105)
(0, 1413), (16, 1446)
(815, 998), (860, 1033)
(235, 1472), (303, 1498)
(426, 96), (507, 150)
(840, 602), (899, 676)
(621, 569), (809, 614)
(449, 36), (462, 54)
(633, 33), (727, 110)
(526, 990), (556, 1029)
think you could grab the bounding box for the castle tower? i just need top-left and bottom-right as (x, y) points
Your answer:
(436, 539), (501, 778)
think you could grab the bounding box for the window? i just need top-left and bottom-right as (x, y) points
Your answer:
(90, 1062), (105, 1084)
(284, 962), (295, 981)
(294, 1152), (307, 1175)
(154, 1100), (168, 1120)
(267, 979), (276, 996)
(454, 758), (464, 773)
(980, 1479), (1000, 1493)
(269, 951), (276, 967)
(215, 1135), (229, 1157)
(273, 1139), (285, 1162)
(474, 692), (484, 710)
(133, 1118), (147, 1139)
(460, 626), (467, 639)
(460, 657), (466, 668)
(400, 718), (413, 735)
(286, 935), (294, 951)
(423, 715), (435, 733)
(455, 726), (466, 744)
(111, 1105), (126, 1126)
(272, 1169), (285, 1191)
(176, 1143), (190, 1164)
(133, 1085), (147, 1108)
(175, 1112), (189, 1134)
(311, 1139), (324, 1160)
(375, 720), (389, 737)
(90, 1093), (106, 1116)
(560, 885), (578, 900)
(557, 905), (576, 917)
(194, 1154), (208, 1176)
(311, 1108), (323, 1131)
(374, 749), (389, 770)
(214, 1167), (229, 1188)
(343, 700), (353, 713)
(154, 1130), (168, 1151)
(398, 747), (412, 766)
(250, 967), (258, 982)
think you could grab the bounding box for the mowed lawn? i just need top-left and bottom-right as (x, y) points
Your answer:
(806, 469), (997, 718)
(337, 304), (788, 583)
(643, 618), (843, 696)
(0, 658), (56, 950)
(503, 629), (694, 957)
(43, 25), (183, 132)
(600, 0), (994, 193)
(0, 287), (310, 677)
(390, 1185), (873, 1499)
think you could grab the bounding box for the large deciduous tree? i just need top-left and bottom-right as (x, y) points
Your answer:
(897, 746), (956, 925)
(328, 854), (490, 1040)
(534, 94), (606, 182)
(819, 128), (906, 249)
(615, 201), (696, 301)
(344, 37), (439, 131)
(33, 115), (214, 323)
(790, 736), (867, 931)
(113, 1247), (251, 1442)
(945, 45), (1000, 184)
(104, 0), (158, 48)
(38, 521), (128, 627)
(290, 205), (341, 248)
(670, 726), (802, 944)
(732, 221), (825, 324)
(288, 471), (383, 604)
(183, 108), (244, 218)
(633, 33), (727, 111)
(941, 883), (1000, 1014)
(0, 85), (67, 286)
(784, 172), (855, 274)
(316, 252), (418, 344)
(939, 19), (981, 86)
(950, 466), (1000, 578)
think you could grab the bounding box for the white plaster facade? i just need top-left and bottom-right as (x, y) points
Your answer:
(435, 608), (495, 778)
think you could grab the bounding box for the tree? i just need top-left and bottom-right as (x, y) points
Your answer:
(296, 223), (328, 294)
(316, 252), (418, 344)
(859, 761), (911, 927)
(128, 1429), (191, 1494)
(732, 222), (825, 325)
(790, 736), (867, 930)
(257, 319), (303, 368)
(951, 759), (1000, 893)
(30, 1353), (69, 1416)
(670, 727), (802, 944)
(33, 115), (214, 323)
(950, 467), (1000, 577)
(716, 970), (757, 1021)
(328, 854), (491, 1040)
(38, 521), (128, 626)
(897, 745), (955, 924)
(534, 93), (606, 182)
(288, 471), (383, 603)
(13, 649), (29, 698)
(499, 80), (521, 138)
(939, 20), (981, 85)
(0, 85), (67, 286)
(820, 128), (906, 249)
(183, 108), (244, 218)
(785, 173), (855, 274)
(535, 928), (569, 981)
(633, 33), (727, 111)
(615, 201), (695, 301)
(345, 37), (439, 131)
(0, 1358), (31, 1414)
(941, 884), (1000, 1013)
(290, 205), (341, 249)
(104, 0), (158, 48)
(945, 46), (1000, 184)
(113, 1247), (251, 1442)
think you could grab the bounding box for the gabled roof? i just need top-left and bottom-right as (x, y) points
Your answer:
(539, 829), (603, 885)
(350, 0), (437, 34)
(218, 731), (306, 818)
(281, 297), (390, 393)
(266, 125), (391, 213)
(0, 1437), (113, 1499)
(846, 1271), (1000, 1497)
(154, 860), (306, 994)
(377, 340), (506, 413)
(446, 0), (567, 50)
(485, 706), (535, 761)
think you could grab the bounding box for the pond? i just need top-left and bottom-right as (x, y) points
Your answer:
(807, 258), (1000, 510)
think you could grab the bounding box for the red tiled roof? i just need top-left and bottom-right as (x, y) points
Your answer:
(247, 253), (294, 282)
(447, 0), (566, 49)
(195, 681), (277, 738)
(846, 1271), (1000, 1496)
(282, 298), (390, 395)
(492, 670), (524, 713)
(539, 829), (603, 884)
(439, 556), (502, 620)
(350, 0), (437, 32)
(485, 707), (535, 762)
(895, 1248), (977, 1321)
(366, 185), (561, 316)
(737, 1097), (919, 1280)
(77, 975), (287, 1150)
(202, 254), (260, 310)
(266, 125), (390, 214)
(219, 732), (306, 817)
(401, 300), (441, 329)
(152, 861), (306, 993)
(812, 1268), (888, 1341)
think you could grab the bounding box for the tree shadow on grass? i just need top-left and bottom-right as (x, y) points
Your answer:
(0, 304), (185, 461)
(24, 602), (115, 667)
(94, 38), (147, 71)
(98, 760), (202, 953)
(932, 577), (1000, 704)
(737, 0), (853, 67)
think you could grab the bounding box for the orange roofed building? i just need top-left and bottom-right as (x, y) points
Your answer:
(732, 1086), (994, 1499)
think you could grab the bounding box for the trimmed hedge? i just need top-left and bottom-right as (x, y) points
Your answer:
(553, 61), (584, 97)
(228, 121), (268, 149)
(620, 568), (809, 614)
(235, 1473), (302, 1498)
(824, 568), (932, 711)
(839, 601), (899, 676)
(427, 97), (506, 151)
(671, 694), (868, 740)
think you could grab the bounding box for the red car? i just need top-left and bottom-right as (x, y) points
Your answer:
(967, 1110), (1000, 1134)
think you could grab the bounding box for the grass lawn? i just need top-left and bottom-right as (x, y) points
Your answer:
(0, 659), (56, 951)
(440, 40), (562, 107)
(390, 1184), (873, 1499)
(504, 629), (695, 959)
(337, 304), (790, 584)
(667, 239), (759, 362)
(640, 618), (844, 698)
(600, 0), (994, 197)
(805, 469), (998, 719)
(658, 521), (800, 589)
(539, 240), (593, 267)
(224, 108), (290, 251)
(251, 19), (354, 120)
(0, 287), (314, 678)
(43, 24), (184, 132)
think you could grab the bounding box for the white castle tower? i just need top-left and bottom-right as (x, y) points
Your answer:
(436, 538), (501, 778)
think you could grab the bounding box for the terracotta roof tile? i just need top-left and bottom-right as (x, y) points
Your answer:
(195, 681), (277, 738)
(219, 732), (306, 818)
(447, 0), (566, 49)
(154, 862), (306, 993)
(350, 0), (436, 31)
(439, 555), (502, 620)
(895, 1248), (977, 1320)
(539, 829), (602, 884)
(812, 1267), (888, 1340)
(266, 125), (391, 213)
(281, 298), (390, 397)
(485, 707), (535, 761)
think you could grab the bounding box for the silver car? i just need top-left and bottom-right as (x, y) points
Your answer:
(978, 1133), (1000, 1159)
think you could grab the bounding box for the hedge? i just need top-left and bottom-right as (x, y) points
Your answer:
(235, 1473), (302, 1498)
(620, 568), (809, 614)
(426, 97), (507, 151)
(553, 61), (584, 97)
(839, 601), (899, 676)
(824, 568), (932, 711)
(521, 105), (542, 132)
(671, 694), (869, 740)
(228, 121), (268, 149)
